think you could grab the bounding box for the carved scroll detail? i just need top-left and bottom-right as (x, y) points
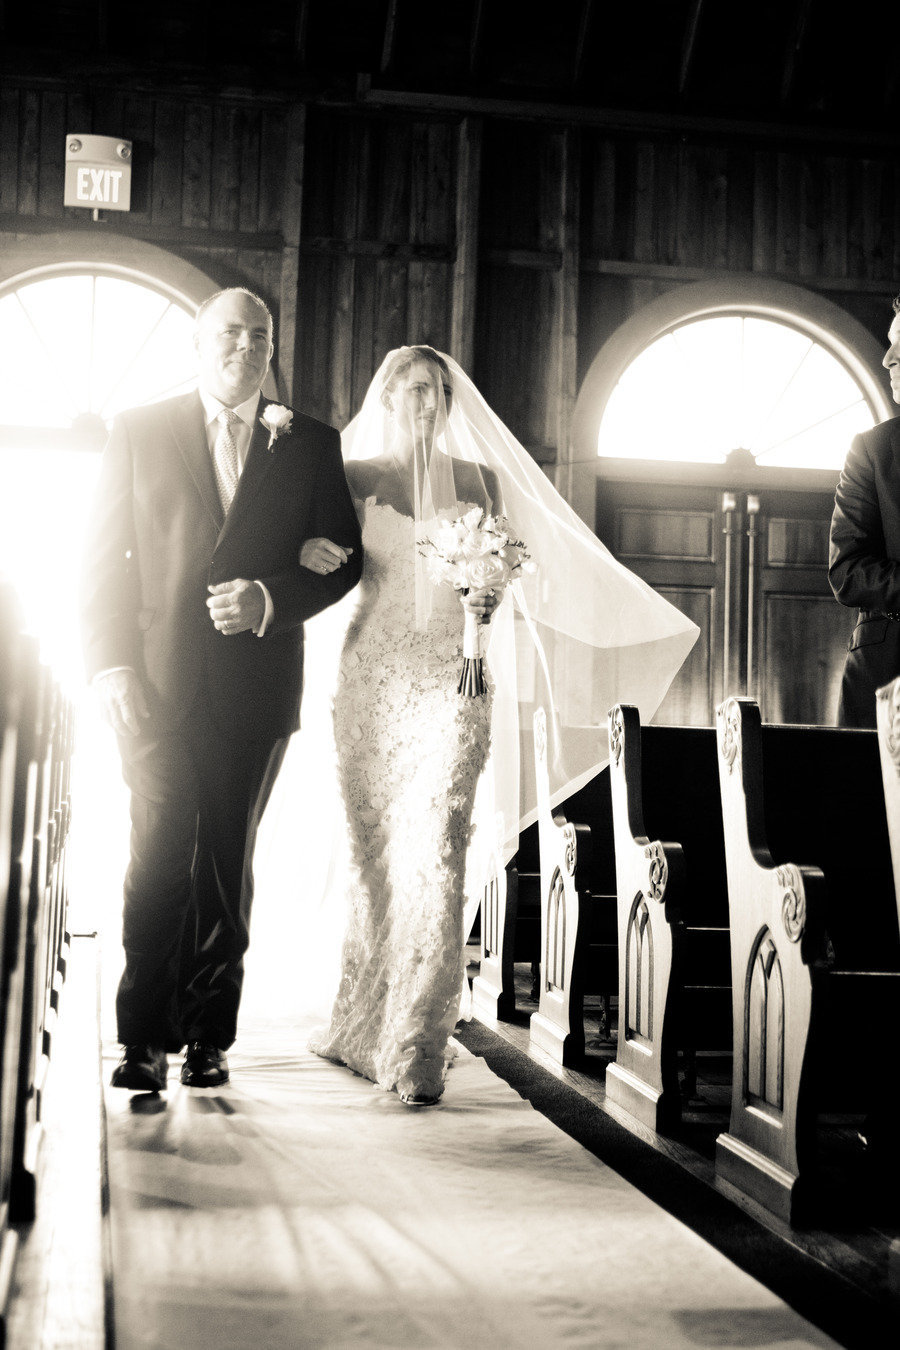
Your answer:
(885, 678), (900, 773)
(562, 821), (577, 876)
(609, 704), (624, 767)
(776, 863), (805, 943)
(534, 706), (547, 766)
(644, 841), (667, 902)
(719, 696), (741, 775)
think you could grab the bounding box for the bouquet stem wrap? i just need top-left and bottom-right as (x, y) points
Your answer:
(459, 604), (487, 697)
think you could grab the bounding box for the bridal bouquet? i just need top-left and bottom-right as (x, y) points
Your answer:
(418, 507), (534, 696)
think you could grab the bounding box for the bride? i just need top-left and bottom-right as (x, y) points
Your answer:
(273, 346), (698, 1106)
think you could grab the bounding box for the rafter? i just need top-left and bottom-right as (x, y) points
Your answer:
(469, 0), (486, 80)
(294, 0), (311, 64)
(573, 0), (596, 88)
(780, 0), (813, 106)
(381, 0), (399, 75)
(679, 0), (706, 96)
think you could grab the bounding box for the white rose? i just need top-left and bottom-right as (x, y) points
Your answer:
(465, 554), (511, 591)
(461, 530), (495, 558)
(434, 520), (464, 557)
(427, 555), (466, 587)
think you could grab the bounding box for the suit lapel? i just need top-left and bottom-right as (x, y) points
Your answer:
(168, 392), (224, 529)
(890, 418), (900, 468)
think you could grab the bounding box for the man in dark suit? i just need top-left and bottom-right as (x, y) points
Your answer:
(82, 287), (362, 1091)
(829, 296), (900, 728)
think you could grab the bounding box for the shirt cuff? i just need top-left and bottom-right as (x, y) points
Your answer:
(254, 581), (274, 636)
(93, 666), (136, 684)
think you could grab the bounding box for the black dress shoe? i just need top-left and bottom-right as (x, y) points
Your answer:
(181, 1042), (229, 1087)
(110, 1044), (168, 1092)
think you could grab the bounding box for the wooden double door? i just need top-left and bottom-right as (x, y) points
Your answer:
(594, 460), (857, 728)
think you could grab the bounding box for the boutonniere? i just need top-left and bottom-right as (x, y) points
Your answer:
(259, 403), (293, 450)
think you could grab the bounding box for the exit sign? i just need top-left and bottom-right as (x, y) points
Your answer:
(64, 134), (132, 212)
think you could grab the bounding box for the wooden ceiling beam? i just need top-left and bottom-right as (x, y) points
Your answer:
(781, 0), (813, 106)
(294, 0), (311, 64)
(469, 0), (485, 80)
(573, 0), (596, 88)
(380, 0), (399, 76)
(679, 0), (705, 96)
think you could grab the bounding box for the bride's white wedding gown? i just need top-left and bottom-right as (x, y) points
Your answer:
(309, 499), (491, 1100)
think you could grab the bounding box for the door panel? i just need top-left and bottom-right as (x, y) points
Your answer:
(617, 508), (714, 563)
(763, 594), (852, 724)
(597, 481), (722, 725)
(596, 472), (853, 727)
(653, 586), (715, 726)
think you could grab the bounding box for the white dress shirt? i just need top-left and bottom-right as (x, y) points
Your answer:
(198, 388), (274, 636)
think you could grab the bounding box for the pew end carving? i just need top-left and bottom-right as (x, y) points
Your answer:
(715, 697), (845, 1223)
(605, 705), (732, 1132)
(529, 708), (600, 1065)
(876, 675), (900, 939)
(606, 704), (684, 1131)
(472, 816), (517, 1023)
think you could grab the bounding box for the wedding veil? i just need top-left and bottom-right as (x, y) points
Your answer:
(342, 346), (698, 859)
(246, 346), (698, 1018)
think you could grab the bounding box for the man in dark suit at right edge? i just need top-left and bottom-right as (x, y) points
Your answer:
(829, 294), (900, 728)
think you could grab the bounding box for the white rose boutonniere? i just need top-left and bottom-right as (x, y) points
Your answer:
(260, 403), (293, 450)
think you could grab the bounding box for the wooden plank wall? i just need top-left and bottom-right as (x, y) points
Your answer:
(1, 80), (899, 458)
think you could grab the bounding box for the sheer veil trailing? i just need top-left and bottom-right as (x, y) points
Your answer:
(245, 347), (698, 1019)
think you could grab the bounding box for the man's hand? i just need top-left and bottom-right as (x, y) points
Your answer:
(207, 579), (265, 635)
(94, 668), (150, 738)
(299, 537), (354, 575)
(460, 589), (500, 625)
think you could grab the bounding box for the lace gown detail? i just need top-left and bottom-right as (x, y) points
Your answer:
(309, 501), (492, 1099)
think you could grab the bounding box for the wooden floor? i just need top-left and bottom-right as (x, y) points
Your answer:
(3, 943), (898, 1349)
(462, 960), (900, 1322)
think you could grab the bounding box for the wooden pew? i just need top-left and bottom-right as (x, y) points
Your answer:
(876, 675), (900, 942)
(473, 733), (613, 1036)
(472, 814), (541, 1023)
(714, 696), (900, 1222)
(9, 654), (55, 1221)
(605, 705), (731, 1131)
(528, 709), (617, 1065)
(0, 586), (25, 1313)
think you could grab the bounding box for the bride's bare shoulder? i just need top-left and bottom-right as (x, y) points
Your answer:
(450, 459), (501, 512)
(345, 459), (390, 496)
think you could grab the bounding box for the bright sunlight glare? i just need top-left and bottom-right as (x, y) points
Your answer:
(0, 271), (196, 945)
(597, 314), (876, 467)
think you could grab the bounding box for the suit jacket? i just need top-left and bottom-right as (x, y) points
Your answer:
(828, 414), (900, 725)
(81, 390), (363, 742)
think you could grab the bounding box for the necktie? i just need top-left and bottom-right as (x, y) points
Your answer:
(213, 408), (240, 511)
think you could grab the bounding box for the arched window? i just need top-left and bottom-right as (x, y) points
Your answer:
(597, 312), (877, 469)
(0, 269), (196, 681)
(0, 269), (195, 447)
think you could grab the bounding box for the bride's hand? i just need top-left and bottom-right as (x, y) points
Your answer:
(460, 589), (500, 624)
(300, 537), (354, 574)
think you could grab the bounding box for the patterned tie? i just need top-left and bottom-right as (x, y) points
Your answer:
(213, 408), (240, 511)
